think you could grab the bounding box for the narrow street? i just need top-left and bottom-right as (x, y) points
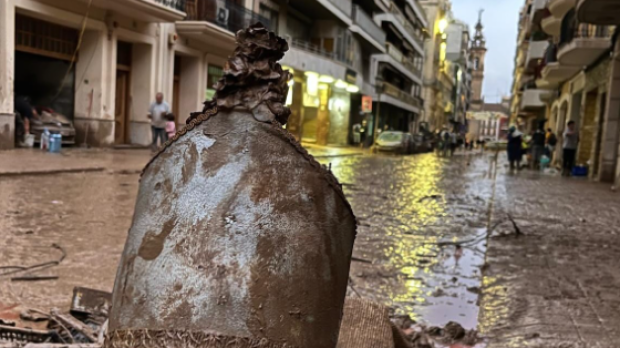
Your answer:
(3, 148), (619, 346)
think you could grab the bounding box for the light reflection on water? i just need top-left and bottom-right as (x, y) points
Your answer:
(320, 153), (493, 330)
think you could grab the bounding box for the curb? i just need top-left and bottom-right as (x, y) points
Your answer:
(311, 153), (365, 159)
(0, 167), (106, 177)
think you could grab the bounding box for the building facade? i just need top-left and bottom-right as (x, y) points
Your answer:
(445, 17), (472, 131)
(466, 102), (510, 143)
(419, 0), (451, 131)
(0, 0), (429, 149)
(510, 0), (620, 183)
(0, 0), (243, 149)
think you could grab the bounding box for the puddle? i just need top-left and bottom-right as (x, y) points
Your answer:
(320, 153), (495, 330)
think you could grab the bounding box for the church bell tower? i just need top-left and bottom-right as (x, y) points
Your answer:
(470, 10), (487, 111)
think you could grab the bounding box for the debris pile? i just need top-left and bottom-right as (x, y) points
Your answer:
(391, 314), (483, 348)
(336, 297), (484, 348)
(0, 287), (110, 347)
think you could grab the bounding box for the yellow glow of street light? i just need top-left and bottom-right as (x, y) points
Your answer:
(438, 18), (448, 33)
(346, 85), (360, 93)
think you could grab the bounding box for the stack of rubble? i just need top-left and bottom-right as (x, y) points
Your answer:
(0, 287), (110, 347)
(337, 297), (483, 348)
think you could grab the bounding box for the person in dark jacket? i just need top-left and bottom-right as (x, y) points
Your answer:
(507, 126), (523, 171)
(531, 124), (546, 170)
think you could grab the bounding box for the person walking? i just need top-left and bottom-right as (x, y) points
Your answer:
(449, 132), (458, 156)
(507, 126), (523, 171)
(546, 128), (557, 162)
(442, 130), (450, 157)
(531, 124), (546, 170)
(148, 92), (171, 151)
(562, 120), (579, 176)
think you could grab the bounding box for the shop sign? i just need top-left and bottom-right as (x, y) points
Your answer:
(345, 69), (357, 84)
(361, 95), (372, 113)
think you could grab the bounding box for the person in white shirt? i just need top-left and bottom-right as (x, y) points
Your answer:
(148, 92), (171, 151)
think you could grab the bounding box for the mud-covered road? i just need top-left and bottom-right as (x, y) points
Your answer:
(2, 149), (620, 347)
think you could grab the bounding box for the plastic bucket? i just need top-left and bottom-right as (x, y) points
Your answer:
(49, 134), (62, 153)
(23, 134), (35, 147)
(572, 166), (588, 177)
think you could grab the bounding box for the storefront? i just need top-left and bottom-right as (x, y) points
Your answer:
(14, 15), (77, 120)
(283, 67), (359, 146)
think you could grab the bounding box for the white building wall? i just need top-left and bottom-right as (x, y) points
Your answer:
(0, 1), (238, 147)
(0, 0), (16, 148)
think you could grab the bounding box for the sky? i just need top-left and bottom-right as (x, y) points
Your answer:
(451, 0), (524, 103)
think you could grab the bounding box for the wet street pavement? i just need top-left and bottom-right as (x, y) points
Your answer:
(2, 148), (620, 347)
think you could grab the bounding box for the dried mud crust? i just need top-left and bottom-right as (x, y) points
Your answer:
(104, 329), (297, 348)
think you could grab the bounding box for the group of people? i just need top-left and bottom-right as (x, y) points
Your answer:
(507, 121), (579, 176)
(148, 92), (178, 151)
(436, 130), (462, 157)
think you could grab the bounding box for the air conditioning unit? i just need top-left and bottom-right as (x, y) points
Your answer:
(216, 7), (229, 26)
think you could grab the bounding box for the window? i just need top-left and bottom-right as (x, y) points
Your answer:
(259, 4), (279, 33)
(15, 15), (78, 61)
(474, 57), (480, 70)
(206, 65), (223, 100)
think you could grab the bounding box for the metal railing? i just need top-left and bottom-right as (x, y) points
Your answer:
(352, 5), (385, 47)
(379, 81), (421, 108)
(155, 0), (186, 12)
(560, 21), (613, 49)
(327, 0), (352, 17)
(386, 42), (404, 62)
(385, 42), (421, 76)
(289, 38), (353, 66)
(184, 0), (274, 33)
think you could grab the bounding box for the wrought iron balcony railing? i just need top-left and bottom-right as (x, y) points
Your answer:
(559, 19), (612, 49)
(184, 0), (274, 33)
(379, 81), (421, 108)
(289, 38), (353, 66)
(156, 0), (186, 12)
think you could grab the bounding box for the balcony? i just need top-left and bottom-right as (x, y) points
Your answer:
(558, 22), (612, 66)
(537, 44), (580, 88)
(374, 2), (424, 54)
(350, 5), (386, 52)
(548, 0), (577, 18)
(577, 0), (620, 25)
(177, 0), (271, 53)
(325, 0), (353, 18)
(531, 0), (550, 26)
(521, 88), (551, 110)
(525, 40), (549, 74)
(289, 38), (353, 66)
(80, 0), (186, 22)
(375, 42), (422, 83)
(541, 13), (562, 36)
(184, 0), (274, 34)
(378, 81), (421, 112)
(405, 0), (429, 28)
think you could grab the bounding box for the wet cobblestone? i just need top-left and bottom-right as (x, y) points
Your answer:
(1, 148), (619, 347)
(479, 170), (620, 348)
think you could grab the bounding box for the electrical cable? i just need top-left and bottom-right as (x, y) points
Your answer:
(50, 0), (93, 103)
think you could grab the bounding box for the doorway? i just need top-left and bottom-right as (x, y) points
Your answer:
(114, 41), (132, 144)
(172, 55), (181, 124)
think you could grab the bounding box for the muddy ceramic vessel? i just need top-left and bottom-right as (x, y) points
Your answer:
(104, 24), (356, 348)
